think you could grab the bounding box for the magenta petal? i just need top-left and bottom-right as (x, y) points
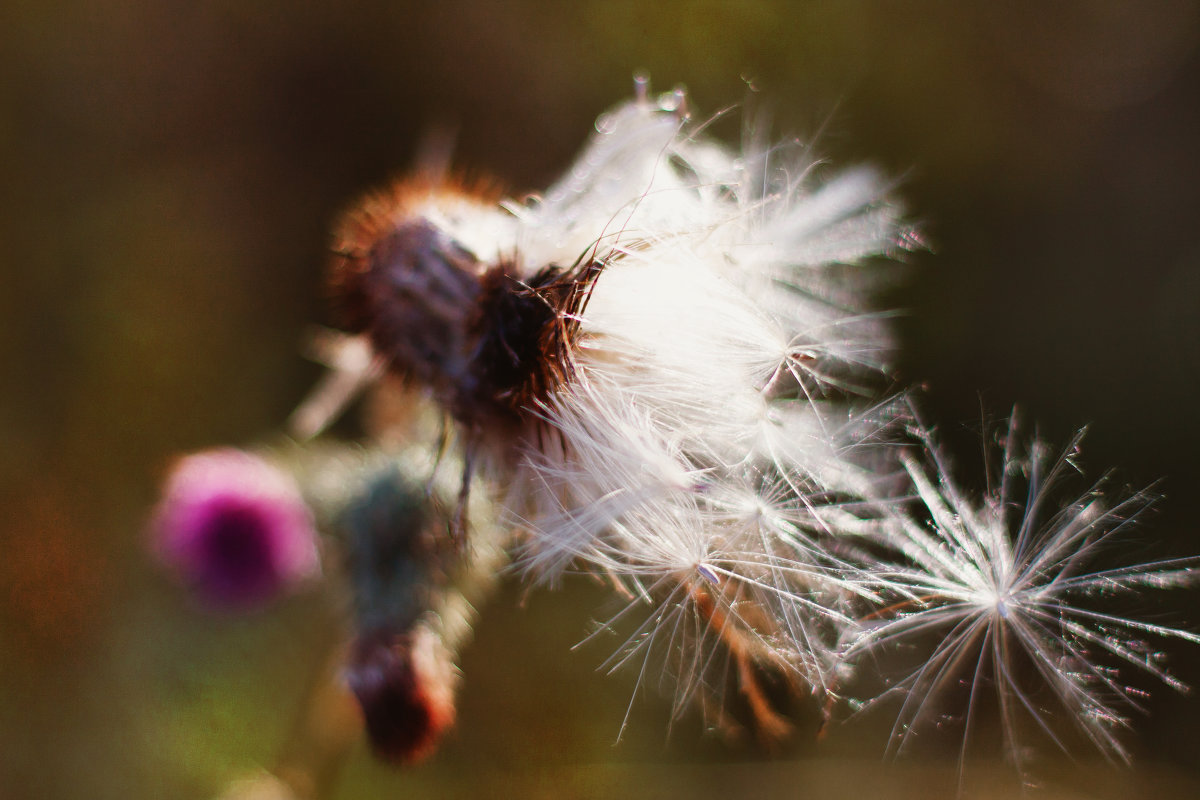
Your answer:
(152, 449), (319, 609)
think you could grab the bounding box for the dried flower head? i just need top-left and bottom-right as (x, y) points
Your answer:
(335, 451), (507, 763)
(317, 78), (917, 736)
(151, 448), (320, 609)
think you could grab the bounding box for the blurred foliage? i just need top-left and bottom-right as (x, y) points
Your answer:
(3, 1), (1200, 798)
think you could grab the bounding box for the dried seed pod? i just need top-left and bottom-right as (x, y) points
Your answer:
(337, 453), (505, 763)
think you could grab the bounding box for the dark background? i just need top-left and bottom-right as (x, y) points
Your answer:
(3, 2), (1200, 798)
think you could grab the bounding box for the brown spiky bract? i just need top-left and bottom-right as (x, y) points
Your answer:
(327, 178), (600, 441)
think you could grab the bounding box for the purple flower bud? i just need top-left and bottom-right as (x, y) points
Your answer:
(152, 449), (319, 609)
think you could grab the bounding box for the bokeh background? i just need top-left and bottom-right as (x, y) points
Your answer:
(4, 2), (1200, 798)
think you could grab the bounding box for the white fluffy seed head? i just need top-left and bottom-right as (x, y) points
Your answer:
(317, 81), (918, 741)
(501, 86), (912, 575)
(305, 80), (1200, 766)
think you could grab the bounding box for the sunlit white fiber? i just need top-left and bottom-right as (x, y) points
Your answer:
(449, 86), (911, 736)
(505, 85), (909, 574)
(843, 414), (1200, 769)
(571, 464), (873, 735)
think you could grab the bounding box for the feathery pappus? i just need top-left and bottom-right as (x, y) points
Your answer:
(316, 77), (915, 740)
(840, 411), (1200, 773)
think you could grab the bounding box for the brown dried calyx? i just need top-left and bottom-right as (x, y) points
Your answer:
(345, 623), (457, 765)
(328, 181), (601, 431)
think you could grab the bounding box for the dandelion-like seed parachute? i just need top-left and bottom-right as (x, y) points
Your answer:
(842, 412), (1200, 771)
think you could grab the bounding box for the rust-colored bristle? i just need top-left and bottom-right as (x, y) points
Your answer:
(324, 175), (599, 435)
(328, 179), (494, 335)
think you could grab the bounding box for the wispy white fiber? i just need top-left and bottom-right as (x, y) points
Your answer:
(842, 412), (1200, 769)
(476, 87), (922, 732)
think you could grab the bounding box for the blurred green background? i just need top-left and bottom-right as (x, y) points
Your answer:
(4, 1), (1200, 798)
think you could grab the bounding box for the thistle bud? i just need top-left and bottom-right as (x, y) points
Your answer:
(151, 448), (320, 609)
